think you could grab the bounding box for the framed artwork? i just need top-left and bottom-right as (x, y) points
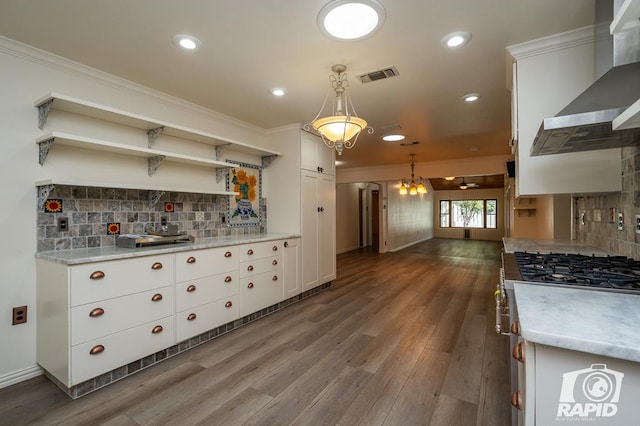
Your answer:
(225, 160), (262, 227)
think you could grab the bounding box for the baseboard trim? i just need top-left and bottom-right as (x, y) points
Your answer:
(0, 364), (43, 389)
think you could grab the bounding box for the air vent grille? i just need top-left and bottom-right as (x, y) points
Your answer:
(358, 66), (399, 84)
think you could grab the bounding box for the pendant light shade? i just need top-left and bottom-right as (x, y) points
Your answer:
(305, 64), (372, 156)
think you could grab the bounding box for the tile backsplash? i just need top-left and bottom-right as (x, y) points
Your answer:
(575, 145), (640, 259)
(37, 185), (266, 252)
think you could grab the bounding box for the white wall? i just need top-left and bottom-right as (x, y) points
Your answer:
(385, 181), (434, 251)
(0, 37), (274, 388)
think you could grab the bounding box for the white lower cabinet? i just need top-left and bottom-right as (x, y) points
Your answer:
(283, 238), (301, 298)
(36, 237), (299, 391)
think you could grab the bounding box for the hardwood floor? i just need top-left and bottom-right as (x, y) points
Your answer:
(0, 238), (511, 426)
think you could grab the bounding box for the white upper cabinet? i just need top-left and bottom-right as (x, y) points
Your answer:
(507, 27), (622, 196)
(300, 131), (335, 175)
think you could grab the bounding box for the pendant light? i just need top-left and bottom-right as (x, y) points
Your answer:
(305, 64), (372, 156)
(400, 154), (428, 195)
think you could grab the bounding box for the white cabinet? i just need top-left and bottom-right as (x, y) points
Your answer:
(507, 28), (621, 196)
(283, 238), (301, 298)
(301, 170), (336, 291)
(238, 241), (284, 317)
(36, 254), (176, 387)
(300, 130), (335, 175)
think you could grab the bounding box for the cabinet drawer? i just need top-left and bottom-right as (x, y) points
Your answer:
(70, 255), (174, 306)
(239, 270), (284, 317)
(239, 256), (281, 278)
(175, 271), (239, 312)
(176, 295), (238, 343)
(176, 247), (238, 282)
(71, 316), (174, 385)
(238, 241), (282, 262)
(71, 286), (174, 346)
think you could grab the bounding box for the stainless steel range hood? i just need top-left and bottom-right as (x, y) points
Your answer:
(530, 0), (640, 156)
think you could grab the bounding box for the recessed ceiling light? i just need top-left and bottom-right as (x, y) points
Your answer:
(271, 88), (286, 97)
(318, 0), (386, 41)
(463, 93), (480, 102)
(382, 134), (405, 142)
(442, 31), (471, 48)
(172, 34), (202, 51)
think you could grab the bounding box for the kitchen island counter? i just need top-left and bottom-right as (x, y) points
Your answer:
(503, 237), (612, 256)
(36, 233), (300, 265)
(514, 282), (640, 362)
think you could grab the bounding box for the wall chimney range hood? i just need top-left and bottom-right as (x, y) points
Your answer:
(530, 0), (640, 156)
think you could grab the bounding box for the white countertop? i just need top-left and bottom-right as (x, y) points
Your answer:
(36, 233), (300, 265)
(514, 282), (640, 362)
(503, 237), (612, 255)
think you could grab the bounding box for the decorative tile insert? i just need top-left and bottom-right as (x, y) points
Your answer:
(37, 185), (267, 252)
(47, 282), (331, 399)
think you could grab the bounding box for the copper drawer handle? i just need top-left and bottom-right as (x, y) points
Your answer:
(187, 313), (197, 321)
(247, 265), (254, 271)
(224, 251), (232, 258)
(511, 391), (523, 410)
(89, 271), (105, 280)
(186, 284), (197, 292)
(89, 345), (105, 355)
(225, 276), (232, 283)
(272, 275), (278, 281)
(512, 342), (525, 363)
(272, 245), (278, 251)
(247, 249), (254, 255)
(151, 325), (163, 334)
(186, 256), (196, 264)
(225, 301), (233, 308)
(511, 321), (521, 336)
(151, 293), (163, 302)
(272, 259), (278, 266)
(151, 262), (163, 270)
(89, 307), (104, 317)
(248, 282), (254, 289)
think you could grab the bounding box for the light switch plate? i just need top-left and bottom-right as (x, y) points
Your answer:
(618, 212), (624, 231)
(195, 211), (205, 221)
(635, 215), (640, 234)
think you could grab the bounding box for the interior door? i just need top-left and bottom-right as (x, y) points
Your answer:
(372, 190), (379, 250)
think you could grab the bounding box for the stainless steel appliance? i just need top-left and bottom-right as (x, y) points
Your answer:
(496, 251), (640, 425)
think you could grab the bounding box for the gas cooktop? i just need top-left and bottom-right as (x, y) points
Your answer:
(514, 251), (640, 292)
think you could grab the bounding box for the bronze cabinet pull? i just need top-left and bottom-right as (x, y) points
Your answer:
(510, 321), (521, 336)
(89, 345), (105, 355)
(89, 307), (104, 317)
(151, 325), (163, 334)
(151, 293), (163, 302)
(186, 256), (196, 264)
(225, 301), (233, 308)
(224, 276), (232, 283)
(247, 265), (254, 271)
(512, 342), (525, 363)
(272, 245), (278, 251)
(151, 262), (163, 270)
(284, 241), (289, 248)
(247, 282), (254, 289)
(89, 271), (105, 280)
(224, 251), (232, 258)
(186, 284), (197, 292)
(272, 259), (278, 265)
(510, 391), (523, 410)
(187, 313), (197, 321)
(272, 275), (278, 281)
(247, 249), (254, 255)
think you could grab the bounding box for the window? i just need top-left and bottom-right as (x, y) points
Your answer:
(439, 199), (497, 229)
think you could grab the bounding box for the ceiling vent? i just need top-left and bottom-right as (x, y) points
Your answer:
(358, 66), (399, 83)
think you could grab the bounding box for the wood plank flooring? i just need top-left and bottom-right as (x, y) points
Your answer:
(0, 238), (511, 426)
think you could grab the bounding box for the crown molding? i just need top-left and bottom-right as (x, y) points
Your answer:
(507, 25), (596, 61)
(0, 36), (265, 134)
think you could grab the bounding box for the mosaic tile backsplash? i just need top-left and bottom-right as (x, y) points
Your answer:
(37, 185), (266, 252)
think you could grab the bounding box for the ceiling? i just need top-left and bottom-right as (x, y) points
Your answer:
(429, 174), (504, 191)
(0, 0), (596, 172)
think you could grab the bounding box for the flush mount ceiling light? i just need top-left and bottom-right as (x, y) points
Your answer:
(270, 88), (286, 97)
(463, 93), (480, 103)
(441, 31), (471, 48)
(382, 134), (405, 142)
(318, 0), (386, 41)
(444, 176), (456, 181)
(305, 64), (372, 156)
(399, 154), (427, 195)
(172, 34), (202, 51)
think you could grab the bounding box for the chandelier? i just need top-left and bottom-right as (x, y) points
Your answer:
(399, 154), (427, 195)
(305, 64), (372, 155)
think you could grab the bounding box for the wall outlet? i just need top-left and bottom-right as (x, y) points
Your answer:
(160, 216), (167, 226)
(618, 212), (624, 231)
(195, 211), (205, 221)
(12, 306), (27, 325)
(635, 215), (640, 234)
(57, 216), (68, 232)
